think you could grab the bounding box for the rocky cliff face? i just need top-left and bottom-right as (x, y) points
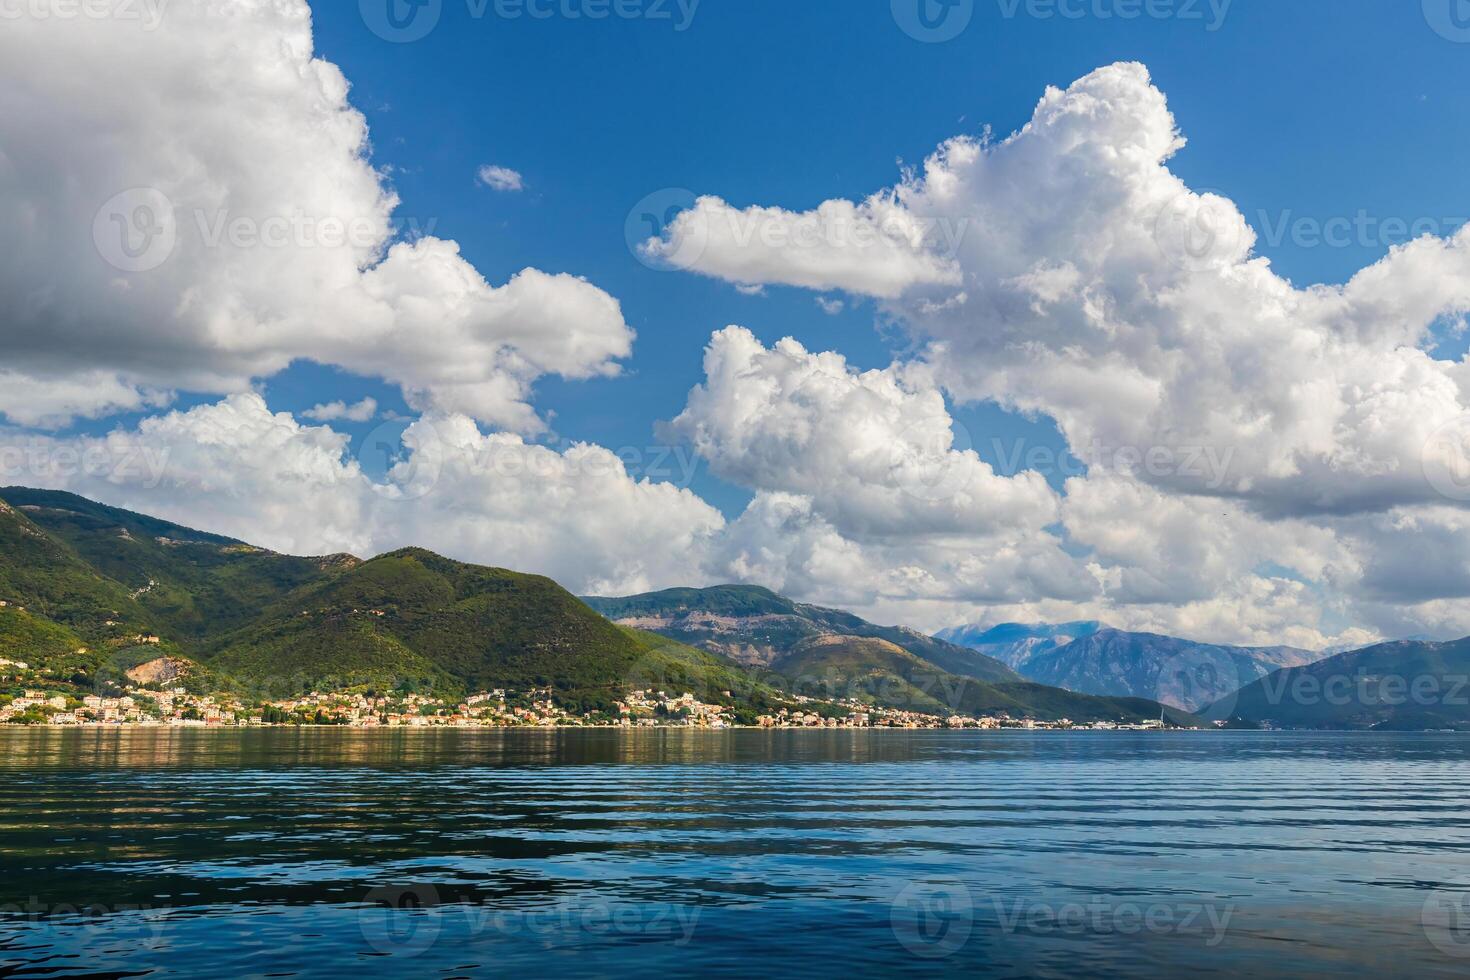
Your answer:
(125, 656), (191, 686)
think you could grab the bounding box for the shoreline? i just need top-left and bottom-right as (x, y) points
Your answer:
(1, 724), (1460, 734)
(0, 721), (1192, 732)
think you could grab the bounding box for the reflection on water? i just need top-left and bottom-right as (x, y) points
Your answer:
(2, 730), (1470, 978)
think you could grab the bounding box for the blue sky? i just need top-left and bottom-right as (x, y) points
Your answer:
(125, 0), (1460, 519)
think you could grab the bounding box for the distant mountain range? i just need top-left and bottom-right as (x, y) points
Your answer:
(1218, 638), (1470, 730)
(583, 586), (1196, 723)
(936, 621), (1103, 670)
(586, 586), (1020, 682)
(0, 488), (1189, 725)
(939, 622), (1325, 712)
(15, 485), (1458, 729)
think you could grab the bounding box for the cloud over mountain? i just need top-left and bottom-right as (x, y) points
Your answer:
(649, 63), (1470, 643)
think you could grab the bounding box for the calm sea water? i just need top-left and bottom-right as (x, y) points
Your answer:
(2, 729), (1470, 978)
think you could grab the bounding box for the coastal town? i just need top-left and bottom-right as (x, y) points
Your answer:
(0, 678), (1170, 731)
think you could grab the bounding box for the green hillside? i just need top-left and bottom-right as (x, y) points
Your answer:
(1, 488), (355, 641)
(202, 549), (744, 706)
(0, 487), (1198, 724)
(0, 495), (147, 638)
(0, 493), (798, 713)
(773, 635), (981, 714)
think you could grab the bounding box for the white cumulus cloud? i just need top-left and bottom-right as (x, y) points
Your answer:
(476, 165), (525, 192)
(652, 62), (1470, 643)
(302, 397), (378, 423)
(0, 394), (724, 597)
(0, 0), (629, 432)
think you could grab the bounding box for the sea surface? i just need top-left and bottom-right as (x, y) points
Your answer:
(2, 729), (1470, 978)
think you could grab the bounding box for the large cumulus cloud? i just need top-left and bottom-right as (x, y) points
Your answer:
(649, 63), (1470, 642)
(648, 62), (1470, 520)
(665, 325), (1060, 539)
(0, 0), (632, 432)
